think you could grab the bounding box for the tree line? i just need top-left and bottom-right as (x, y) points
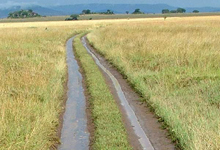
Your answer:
(65, 9), (114, 20)
(81, 8), (144, 15)
(65, 7), (201, 21)
(80, 8), (200, 15)
(162, 8), (199, 14)
(81, 9), (114, 15)
(65, 9), (145, 21)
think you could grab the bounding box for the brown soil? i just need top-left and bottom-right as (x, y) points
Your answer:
(84, 37), (176, 150)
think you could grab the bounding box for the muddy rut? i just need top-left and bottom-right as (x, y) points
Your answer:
(58, 36), (89, 150)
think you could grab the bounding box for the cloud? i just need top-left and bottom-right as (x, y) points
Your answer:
(0, 1), (39, 9)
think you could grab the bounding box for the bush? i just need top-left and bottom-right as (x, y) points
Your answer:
(70, 14), (79, 20)
(162, 9), (170, 14)
(132, 8), (144, 14)
(65, 14), (79, 21)
(193, 10), (199, 13)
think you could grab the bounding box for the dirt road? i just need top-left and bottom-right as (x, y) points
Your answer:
(81, 36), (176, 150)
(59, 35), (176, 150)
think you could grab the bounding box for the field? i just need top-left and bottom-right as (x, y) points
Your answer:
(88, 16), (220, 150)
(1, 16), (220, 150)
(0, 16), (69, 23)
(0, 21), (93, 149)
(0, 20), (133, 149)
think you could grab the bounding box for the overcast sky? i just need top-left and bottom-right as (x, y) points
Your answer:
(1, 0), (220, 8)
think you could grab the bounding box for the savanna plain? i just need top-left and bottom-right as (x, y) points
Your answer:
(0, 16), (220, 150)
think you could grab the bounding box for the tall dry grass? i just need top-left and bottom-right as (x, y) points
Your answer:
(0, 22), (97, 149)
(0, 19), (146, 149)
(88, 16), (220, 150)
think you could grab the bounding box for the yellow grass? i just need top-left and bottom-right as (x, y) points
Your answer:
(88, 16), (220, 150)
(0, 21), (95, 149)
(0, 19), (138, 149)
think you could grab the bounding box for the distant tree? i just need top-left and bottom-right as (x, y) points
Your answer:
(28, 9), (33, 13)
(87, 9), (91, 14)
(65, 14), (79, 20)
(82, 9), (91, 14)
(106, 9), (114, 14)
(70, 14), (79, 20)
(8, 12), (13, 18)
(65, 17), (74, 21)
(22, 11), (28, 17)
(193, 10), (199, 13)
(177, 8), (186, 13)
(132, 8), (143, 14)
(82, 10), (86, 14)
(162, 9), (170, 14)
(170, 10), (177, 13)
(95, 9), (114, 14)
(126, 11), (129, 14)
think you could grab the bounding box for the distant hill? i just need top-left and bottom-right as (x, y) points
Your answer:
(0, 6), (21, 18)
(51, 4), (177, 14)
(0, 5), (66, 18)
(0, 4), (220, 18)
(185, 7), (220, 13)
(8, 9), (41, 18)
(28, 5), (66, 16)
(51, 4), (220, 14)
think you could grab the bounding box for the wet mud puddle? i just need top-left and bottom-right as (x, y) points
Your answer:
(82, 36), (154, 150)
(59, 36), (89, 150)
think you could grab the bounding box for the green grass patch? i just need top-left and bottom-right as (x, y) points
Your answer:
(73, 34), (131, 150)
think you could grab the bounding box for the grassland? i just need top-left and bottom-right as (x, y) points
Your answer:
(79, 12), (220, 20)
(88, 16), (220, 150)
(2, 16), (220, 150)
(0, 20), (134, 149)
(73, 34), (131, 149)
(0, 21), (95, 149)
(0, 16), (69, 23)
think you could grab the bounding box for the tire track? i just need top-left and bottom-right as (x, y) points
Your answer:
(59, 36), (89, 150)
(82, 36), (154, 150)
